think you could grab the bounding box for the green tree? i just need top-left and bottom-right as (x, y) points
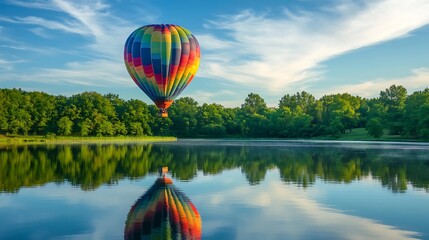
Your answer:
(330, 117), (344, 138)
(320, 93), (360, 135)
(129, 122), (144, 135)
(79, 118), (92, 136)
(199, 124), (227, 136)
(197, 103), (226, 136)
(28, 91), (58, 134)
(380, 85), (407, 135)
(418, 103), (429, 139)
(290, 113), (313, 138)
(197, 103), (225, 127)
(57, 116), (73, 136)
(0, 90), (8, 132)
(223, 108), (240, 135)
(149, 105), (173, 136)
(168, 97), (199, 137)
(270, 107), (293, 137)
(241, 93), (267, 115)
(277, 91), (320, 137)
(0, 89), (33, 134)
(366, 118), (384, 139)
(238, 93), (269, 137)
(120, 99), (152, 136)
(363, 99), (386, 125)
(403, 89), (429, 137)
(63, 92), (119, 136)
(279, 91), (318, 117)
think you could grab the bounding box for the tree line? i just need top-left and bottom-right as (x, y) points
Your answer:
(1, 143), (428, 193)
(0, 85), (428, 139)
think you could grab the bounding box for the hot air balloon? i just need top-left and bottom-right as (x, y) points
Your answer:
(124, 24), (201, 118)
(124, 168), (202, 240)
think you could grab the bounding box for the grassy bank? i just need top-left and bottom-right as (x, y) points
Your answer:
(312, 128), (425, 142)
(1, 128), (426, 144)
(0, 134), (176, 145)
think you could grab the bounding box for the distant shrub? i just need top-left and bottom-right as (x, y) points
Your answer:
(366, 118), (383, 139)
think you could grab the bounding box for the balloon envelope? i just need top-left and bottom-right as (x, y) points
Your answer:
(124, 24), (200, 117)
(124, 177), (202, 240)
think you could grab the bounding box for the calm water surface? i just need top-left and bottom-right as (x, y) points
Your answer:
(1, 140), (429, 240)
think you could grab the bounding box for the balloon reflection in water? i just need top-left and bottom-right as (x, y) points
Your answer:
(124, 175), (201, 239)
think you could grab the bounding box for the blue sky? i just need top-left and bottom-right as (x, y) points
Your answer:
(0, 0), (428, 107)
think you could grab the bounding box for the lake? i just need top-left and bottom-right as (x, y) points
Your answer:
(1, 140), (429, 240)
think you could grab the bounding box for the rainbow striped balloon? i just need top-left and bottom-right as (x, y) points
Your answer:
(124, 24), (201, 117)
(124, 177), (202, 239)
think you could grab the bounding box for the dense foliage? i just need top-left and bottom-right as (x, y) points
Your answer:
(1, 85), (429, 139)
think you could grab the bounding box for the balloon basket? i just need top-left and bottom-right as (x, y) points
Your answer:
(158, 108), (168, 118)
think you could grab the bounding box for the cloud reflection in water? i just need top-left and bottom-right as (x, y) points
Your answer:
(196, 171), (420, 240)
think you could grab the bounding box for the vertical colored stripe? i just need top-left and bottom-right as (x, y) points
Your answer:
(161, 25), (172, 95)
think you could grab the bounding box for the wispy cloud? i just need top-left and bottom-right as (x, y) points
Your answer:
(13, 16), (88, 35)
(15, 59), (130, 86)
(1, 0), (143, 87)
(5, 0), (59, 11)
(28, 27), (53, 38)
(0, 43), (101, 59)
(199, 0), (429, 93)
(182, 89), (236, 105)
(0, 58), (26, 70)
(325, 67), (429, 98)
(3, 0), (128, 57)
(198, 179), (420, 239)
(0, 44), (47, 54)
(50, 0), (109, 39)
(1, 180), (152, 240)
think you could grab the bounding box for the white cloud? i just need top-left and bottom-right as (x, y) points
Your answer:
(51, 0), (109, 30)
(0, 16), (18, 23)
(1, 180), (152, 240)
(18, 59), (131, 86)
(327, 68), (429, 98)
(28, 27), (53, 38)
(182, 89), (235, 105)
(196, 34), (233, 51)
(14, 16), (89, 35)
(0, 43), (102, 59)
(199, 0), (429, 93)
(6, 0), (59, 11)
(0, 58), (26, 70)
(1, 0), (141, 87)
(198, 180), (420, 240)
(4, 0), (129, 57)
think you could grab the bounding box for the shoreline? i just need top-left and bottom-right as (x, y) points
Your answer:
(1, 134), (427, 146)
(172, 139), (429, 149)
(0, 135), (177, 145)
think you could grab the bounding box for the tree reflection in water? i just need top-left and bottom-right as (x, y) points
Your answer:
(1, 143), (428, 193)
